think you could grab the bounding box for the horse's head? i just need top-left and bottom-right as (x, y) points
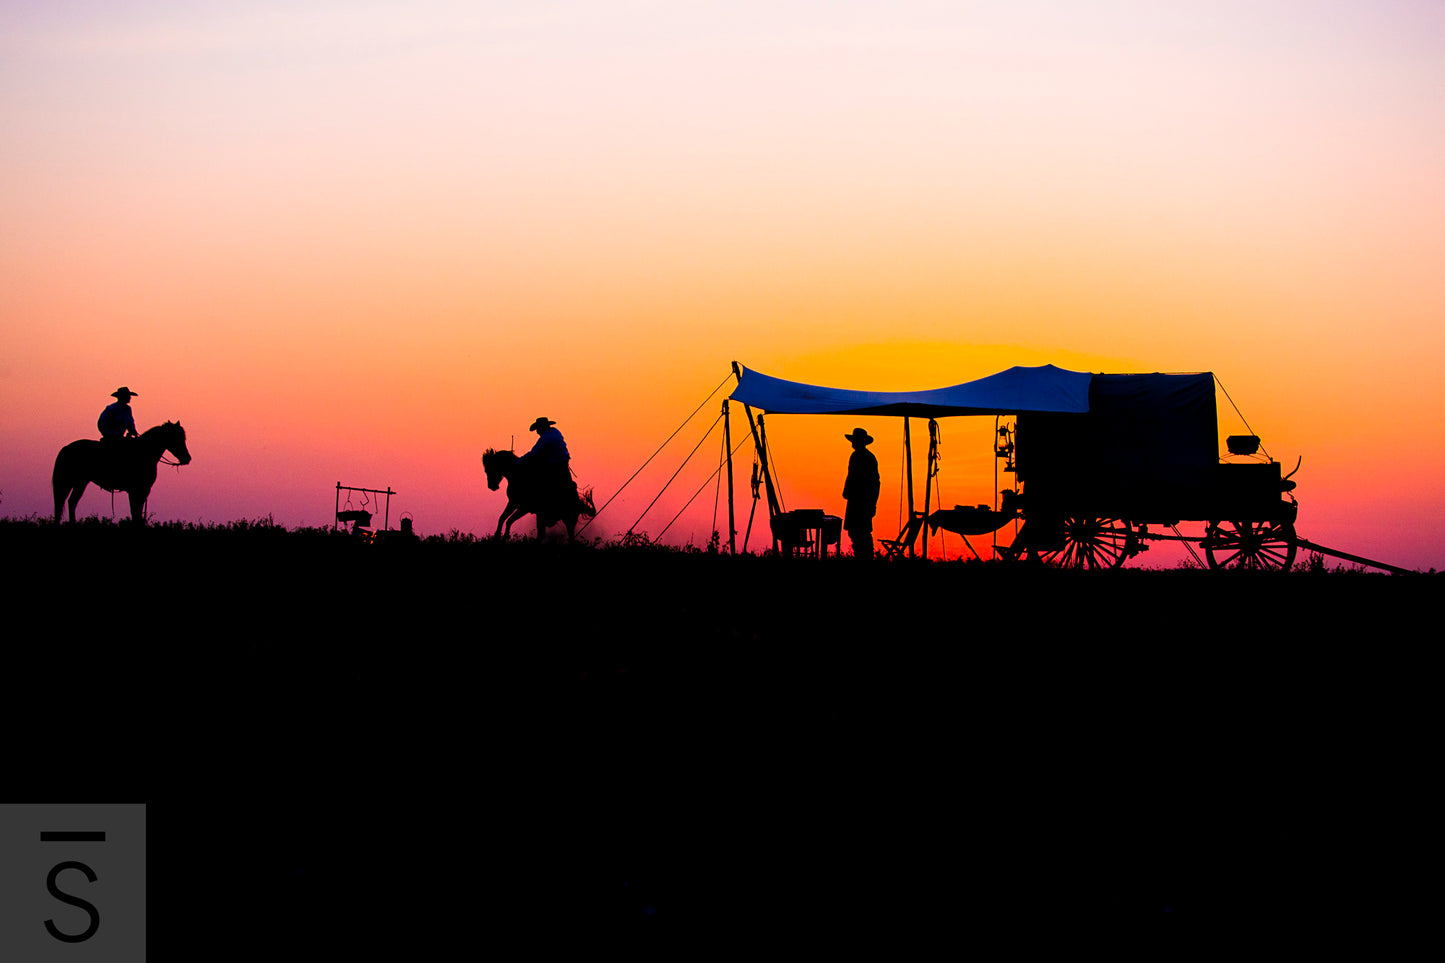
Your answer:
(162, 421), (192, 465)
(482, 447), (511, 491)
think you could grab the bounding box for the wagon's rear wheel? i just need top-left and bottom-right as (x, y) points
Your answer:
(1204, 519), (1297, 572)
(1033, 517), (1135, 570)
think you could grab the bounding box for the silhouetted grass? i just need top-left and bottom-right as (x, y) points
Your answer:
(3, 513), (1432, 952)
(6, 512), (1422, 572)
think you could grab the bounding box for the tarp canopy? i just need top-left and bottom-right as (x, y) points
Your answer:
(730, 364), (1094, 417)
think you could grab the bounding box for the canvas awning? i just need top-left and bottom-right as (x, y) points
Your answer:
(729, 364), (1094, 417)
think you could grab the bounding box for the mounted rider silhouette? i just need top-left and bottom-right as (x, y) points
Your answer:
(517, 416), (575, 505)
(92, 386), (141, 490)
(99, 387), (139, 444)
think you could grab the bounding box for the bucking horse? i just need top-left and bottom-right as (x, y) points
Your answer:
(53, 421), (192, 524)
(482, 448), (595, 540)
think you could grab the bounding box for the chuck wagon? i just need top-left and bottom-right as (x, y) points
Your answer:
(1003, 371), (1298, 570)
(727, 363), (1299, 569)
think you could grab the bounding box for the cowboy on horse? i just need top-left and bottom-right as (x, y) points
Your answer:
(517, 416), (576, 504)
(99, 386), (140, 443)
(482, 416), (594, 540)
(54, 418), (191, 524)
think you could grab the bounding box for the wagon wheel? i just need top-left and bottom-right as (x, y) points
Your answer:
(1203, 519), (1297, 572)
(1032, 517), (1135, 570)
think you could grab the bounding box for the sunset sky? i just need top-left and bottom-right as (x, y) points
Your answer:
(3, 1), (1442, 569)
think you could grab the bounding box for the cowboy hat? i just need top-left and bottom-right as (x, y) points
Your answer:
(528, 417), (556, 432)
(844, 427), (873, 445)
(111, 387), (138, 399)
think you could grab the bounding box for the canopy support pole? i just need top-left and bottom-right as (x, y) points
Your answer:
(756, 414), (781, 552)
(903, 417), (915, 557)
(922, 419), (940, 560)
(733, 361), (780, 552)
(723, 399), (736, 555)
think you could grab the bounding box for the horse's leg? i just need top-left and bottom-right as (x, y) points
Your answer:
(129, 489), (148, 525)
(501, 503), (526, 538)
(66, 481), (88, 523)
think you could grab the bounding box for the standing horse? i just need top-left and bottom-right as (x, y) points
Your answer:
(53, 421), (192, 524)
(482, 448), (595, 540)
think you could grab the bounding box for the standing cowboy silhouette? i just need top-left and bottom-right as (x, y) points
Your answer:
(842, 427), (880, 559)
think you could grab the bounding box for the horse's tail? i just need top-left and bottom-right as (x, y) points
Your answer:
(52, 441), (86, 492)
(52, 439), (95, 521)
(579, 486), (597, 518)
(52, 445), (71, 519)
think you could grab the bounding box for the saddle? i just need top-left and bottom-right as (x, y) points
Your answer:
(94, 437), (138, 491)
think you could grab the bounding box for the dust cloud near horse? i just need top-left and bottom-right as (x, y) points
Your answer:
(482, 447), (595, 540)
(53, 421), (192, 524)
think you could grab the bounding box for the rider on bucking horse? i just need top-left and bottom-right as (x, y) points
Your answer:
(518, 416), (576, 504)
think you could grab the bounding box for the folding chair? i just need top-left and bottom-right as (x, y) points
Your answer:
(879, 511), (927, 559)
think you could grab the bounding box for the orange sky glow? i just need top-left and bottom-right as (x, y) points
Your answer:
(3, 1), (1443, 570)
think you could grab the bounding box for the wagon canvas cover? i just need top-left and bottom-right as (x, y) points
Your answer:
(1016, 372), (1219, 519)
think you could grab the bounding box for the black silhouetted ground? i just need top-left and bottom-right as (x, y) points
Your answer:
(3, 517), (1433, 953)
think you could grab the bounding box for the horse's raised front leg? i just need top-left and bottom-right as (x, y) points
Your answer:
(499, 502), (527, 538)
